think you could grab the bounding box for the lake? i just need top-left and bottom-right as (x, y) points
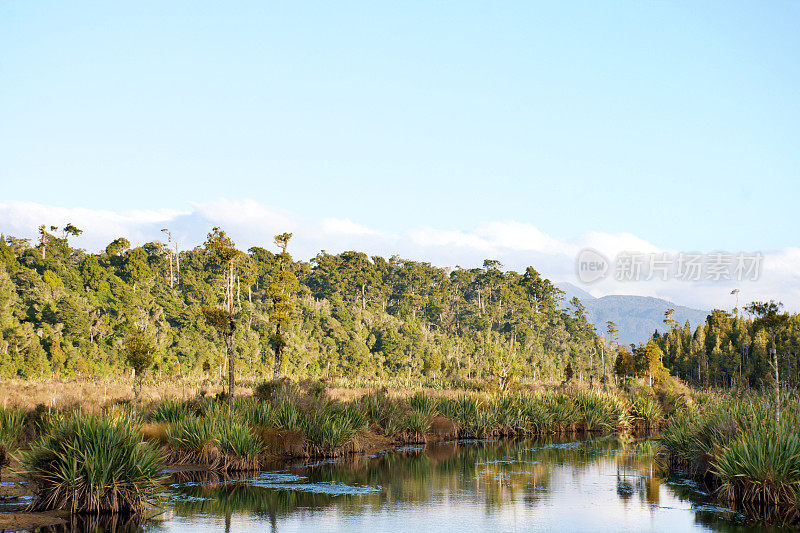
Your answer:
(93, 434), (779, 533)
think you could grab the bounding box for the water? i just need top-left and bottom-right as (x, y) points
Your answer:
(39, 436), (784, 532)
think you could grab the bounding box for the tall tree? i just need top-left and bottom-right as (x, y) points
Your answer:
(202, 228), (242, 403)
(268, 233), (297, 379)
(746, 300), (789, 421)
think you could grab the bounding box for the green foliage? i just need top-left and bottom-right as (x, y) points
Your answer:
(273, 399), (302, 430)
(124, 329), (155, 377)
(302, 407), (358, 448)
(235, 397), (275, 427)
(630, 393), (662, 424)
(661, 391), (800, 506)
(408, 392), (438, 417)
(18, 412), (165, 514)
(150, 400), (192, 423)
(216, 417), (264, 459)
(166, 416), (217, 452)
(403, 409), (431, 436)
(0, 407), (26, 448)
(0, 228), (607, 382)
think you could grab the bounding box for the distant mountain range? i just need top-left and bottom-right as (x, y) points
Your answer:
(556, 282), (710, 345)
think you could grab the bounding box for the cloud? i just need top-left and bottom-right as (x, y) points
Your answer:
(0, 199), (797, 312)
(322, 218), (382, 236)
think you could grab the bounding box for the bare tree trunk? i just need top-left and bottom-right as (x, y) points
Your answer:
(226, 328), (235, 404)
(773, 339), (780, 422)
(273, 323), (282, 380)
(168, 250), (174, 288)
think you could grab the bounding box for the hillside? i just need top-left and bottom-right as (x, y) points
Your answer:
(556, 282), (709, 345)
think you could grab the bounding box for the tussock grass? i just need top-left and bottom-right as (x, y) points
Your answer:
(17, 412), (165, 514)
(0, 407), (26, 448)
(661, 391), (800, 509)
(150, 399), (192, 423)
(303, 408), (358, 449)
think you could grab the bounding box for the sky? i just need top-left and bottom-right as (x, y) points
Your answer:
(1, 1), (799, 310)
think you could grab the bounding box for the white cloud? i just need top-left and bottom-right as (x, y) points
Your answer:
(322, 218), (382, 236)
(1, 199), (798, 312)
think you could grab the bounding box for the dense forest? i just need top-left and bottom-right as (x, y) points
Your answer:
(652, 306), (800, 389)
(0, 225), (601, 384)
(2, 225), (797, 390)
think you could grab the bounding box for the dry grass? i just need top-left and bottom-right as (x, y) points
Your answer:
(140, 422), (169, 444)
(0, 377), (227, 411)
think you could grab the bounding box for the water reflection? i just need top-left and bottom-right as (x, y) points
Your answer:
(137, 436), (784, 532)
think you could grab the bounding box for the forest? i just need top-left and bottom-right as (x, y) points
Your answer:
(1, 224), (798, 392)
(0, 225), (599, 385)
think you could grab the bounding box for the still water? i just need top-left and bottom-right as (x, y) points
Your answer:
(120, 435), (775, 533)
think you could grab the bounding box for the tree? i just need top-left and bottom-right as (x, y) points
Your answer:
(614, 348), (636, 378)
(643, 341), (666, 385)
(124, 328), (155, 402)
(268, 233), (298, 379)
(746, 300), (788, 421)
(105, 237), (131, 257)
(202, 227), (242, 403)
(62, 223), (82, 243)
(564, 361), (574, 383)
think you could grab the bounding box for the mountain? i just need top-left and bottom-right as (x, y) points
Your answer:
(556, 282), (710, 345)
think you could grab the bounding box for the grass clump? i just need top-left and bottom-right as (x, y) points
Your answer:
(150, 399), (192, 423)
(0, 407), (26, 448)
(403, 409), (432, 437)
(303, 409), (358, 449)
(661, 391), (800, 510)
(630, 393), (662, 427)
(18, 412), (165, 514)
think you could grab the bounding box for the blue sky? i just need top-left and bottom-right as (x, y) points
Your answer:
(1, 1), (799, 308)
